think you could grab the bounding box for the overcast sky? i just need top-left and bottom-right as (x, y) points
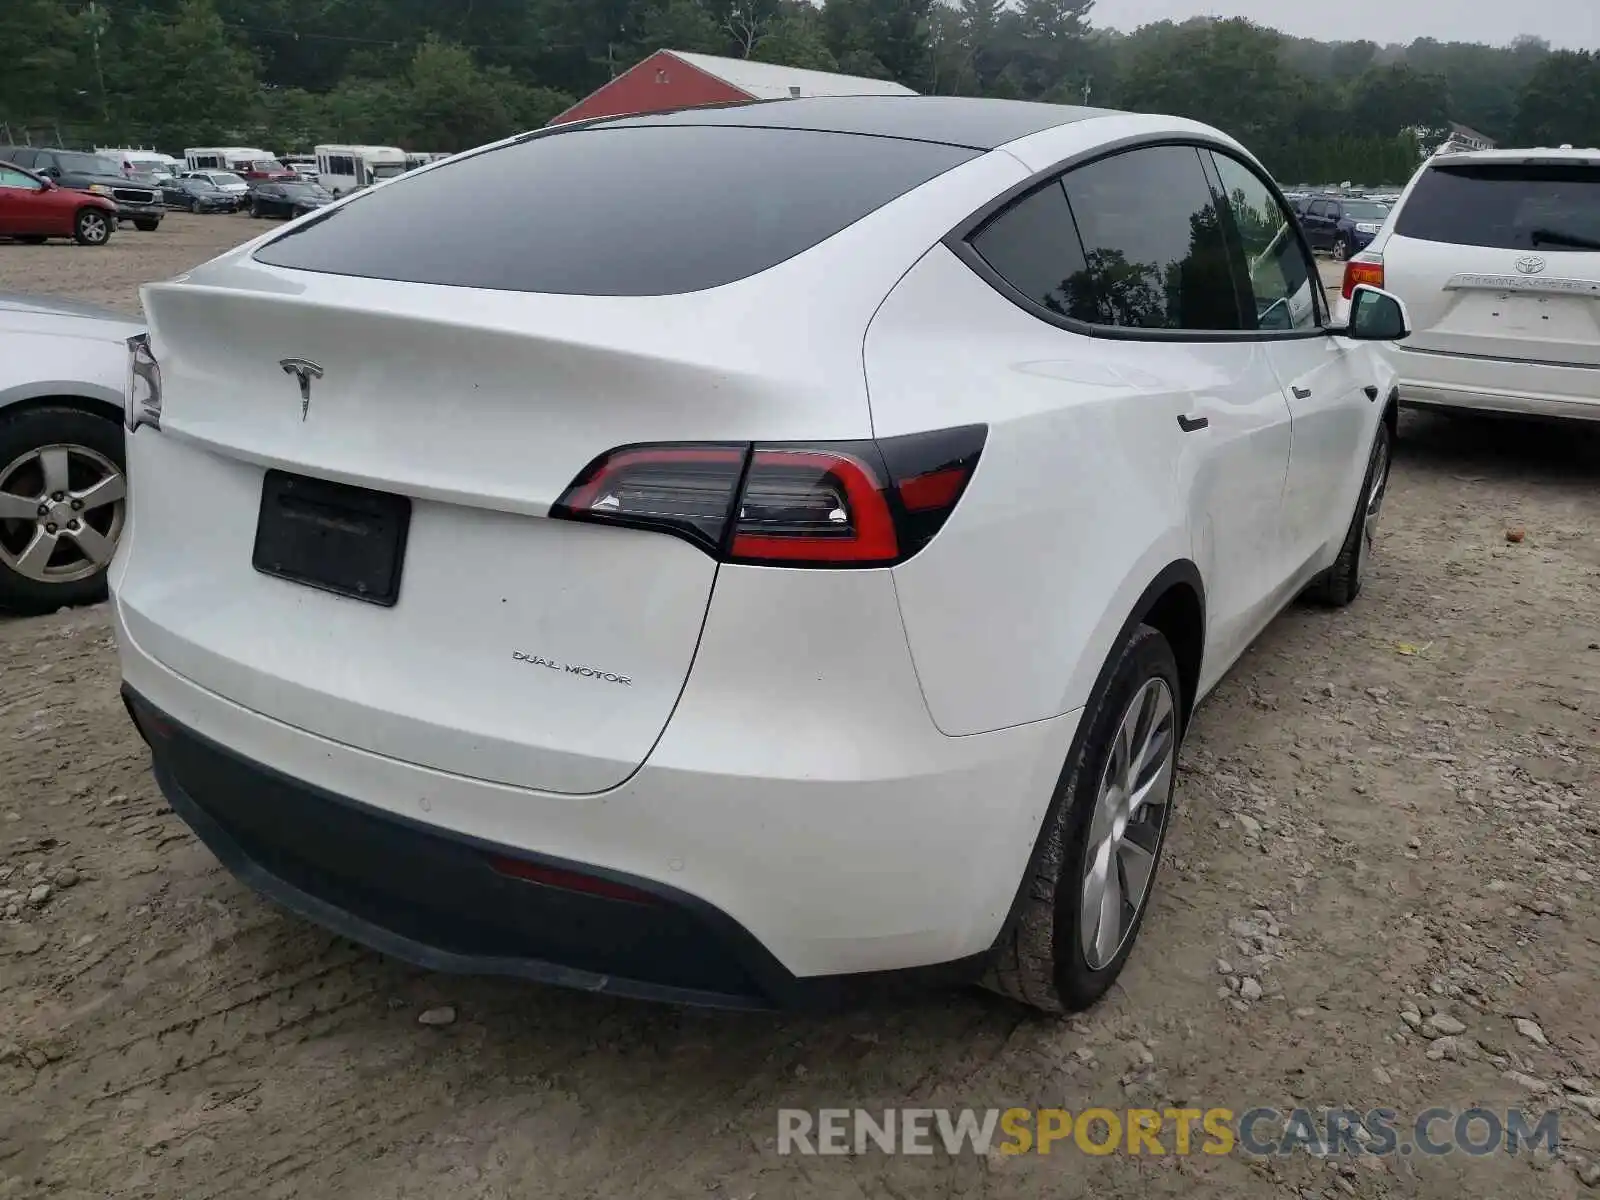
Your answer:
(1092, 0), (1599, 49)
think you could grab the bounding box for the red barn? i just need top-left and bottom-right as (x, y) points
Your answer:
(549, 49), (916, 126)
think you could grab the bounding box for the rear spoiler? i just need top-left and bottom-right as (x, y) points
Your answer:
(1431, 153), (1600, 170)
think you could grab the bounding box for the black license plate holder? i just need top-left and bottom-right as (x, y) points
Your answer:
(252, 470), (410, 606)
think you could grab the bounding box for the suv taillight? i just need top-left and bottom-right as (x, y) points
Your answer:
(1342, 254), (1384, 299)
(125, 333), (162, 432)
(551, 426), (986, 567)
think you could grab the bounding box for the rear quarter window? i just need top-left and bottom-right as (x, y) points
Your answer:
(1395, 163), (1600, 250)
(253, 126), (977, 296)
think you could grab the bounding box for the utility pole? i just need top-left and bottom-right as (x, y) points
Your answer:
(87, 0), (111, 123)
(1082, 75), (1092, 105)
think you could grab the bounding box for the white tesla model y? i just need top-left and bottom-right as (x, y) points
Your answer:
(114, 97), (1409, 1012)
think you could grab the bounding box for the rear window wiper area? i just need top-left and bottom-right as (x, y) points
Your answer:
(1529, 227), (1600, 251)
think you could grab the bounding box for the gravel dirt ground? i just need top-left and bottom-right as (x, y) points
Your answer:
(2, 216), (1598, 1199)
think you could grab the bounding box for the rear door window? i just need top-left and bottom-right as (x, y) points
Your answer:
(1058, 144), (1243, 331)
(1395, 162), (1600, 250)
(967, 144), (1245, 332)
(254, 126), (977, 296)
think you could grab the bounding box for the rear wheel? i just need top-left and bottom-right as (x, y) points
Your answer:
(1308, 421), (1390, 607)
(984, 624), (1182, 1012)
(0, 406), (127, 615)
(73, 208), (111, 246)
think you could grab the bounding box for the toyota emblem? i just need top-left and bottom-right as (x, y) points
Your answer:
(1514, 255), (1547, 275)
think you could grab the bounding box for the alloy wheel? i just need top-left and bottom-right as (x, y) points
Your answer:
(1080, 677), (1177, 971)
(0, 444), (126, 584)
(1355, 436), (1390, 585)
(79, 213), (109, 244)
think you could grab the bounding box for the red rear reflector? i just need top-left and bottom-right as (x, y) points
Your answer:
(1343, 258), (1384, 299)
(897, 466), (969, 513)
(486, 855), (661, 906)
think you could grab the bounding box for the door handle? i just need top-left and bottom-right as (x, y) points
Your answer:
(1364, 384), (1379, 401)
(1176, 414), (1209, 433)
(1292, 386), (1312, 399)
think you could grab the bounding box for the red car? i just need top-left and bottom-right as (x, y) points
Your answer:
(0, 160), (118, 246)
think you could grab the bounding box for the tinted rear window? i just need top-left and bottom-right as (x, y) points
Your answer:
(1395, 163), (1600, 250)
(254, 126), (976, 295)
(971, 181), (1091, 317)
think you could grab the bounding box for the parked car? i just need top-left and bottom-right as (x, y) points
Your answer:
(161, 173), (238, 211)
(117, 97), (1409, 1013)
(0, 294), (138, 613)
(181, 170), (249, 201)
(0, 161), (119, 245)
(0, 147), (164, 231)
(1346, 147), (1600, 423)
(247, 180), (333, 219)
(162, 175), (240, 214)
(1299, 195), (1391, 260)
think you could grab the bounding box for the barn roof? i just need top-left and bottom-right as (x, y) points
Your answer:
(664, 50), (918, 100)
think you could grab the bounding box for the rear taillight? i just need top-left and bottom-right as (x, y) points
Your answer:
(1342, 255), (1384, 300)
(551, 425), (986, 568)
(125, 333), (162, 432)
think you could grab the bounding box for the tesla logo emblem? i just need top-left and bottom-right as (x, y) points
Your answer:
(278, 358), (324, 420)
(1515, 255), (1547, 275)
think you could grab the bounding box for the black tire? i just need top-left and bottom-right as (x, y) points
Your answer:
(1333, 234), (1352, 262)
(0, 405), (126, 616)
(249, 200), (262, 218)
(1307, 421), (1391, 607)
(187, 197), (200, 213)
(133, 218), (160, 232)
(984, 624), (1184, 1013)
(73, 208), (112, 246)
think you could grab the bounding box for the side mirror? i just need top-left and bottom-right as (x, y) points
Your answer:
(1341, 285), (1410, 342)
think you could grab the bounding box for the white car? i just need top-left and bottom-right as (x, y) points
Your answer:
(1343, 147), (1600, 423)
(0, 294), (138, 614)
(114, 98), (1408, 1012)
(181, 170), (249, 199)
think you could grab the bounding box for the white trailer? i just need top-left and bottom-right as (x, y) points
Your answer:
(97, 147), (182, 179)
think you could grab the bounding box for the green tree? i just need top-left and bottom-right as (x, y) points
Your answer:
(751, 4), (838, 71)
(1512, 50), (1600, 146)
(0, 0), (83, 127)
(1116, 19), (1305, 163)
(1347, 62), (1450, 139)
(635, 0), (727, 57)
(823, 0), (933, 90)
(116, 0), (259, 147)
(995, 0), (1096, 101)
